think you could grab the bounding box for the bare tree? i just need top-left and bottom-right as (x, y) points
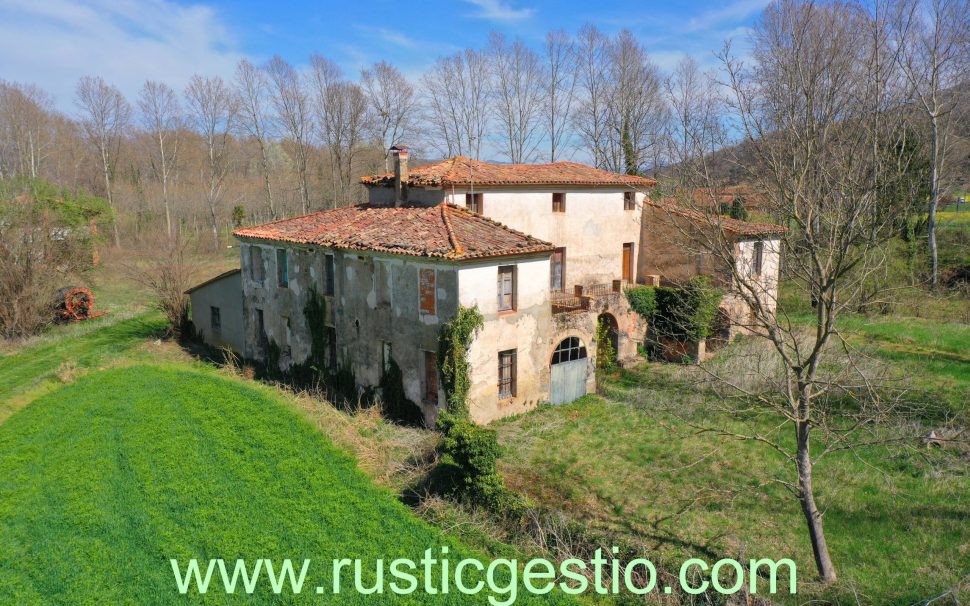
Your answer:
(604, 30), (666, 175)
(138, 81), (183, 237)
(658, 0), (925, 583)
(265, 56), (313, 214)
(361, 61), (416, 170)
(75, 76), (131, 247)
(234, 59), (277, 219)
(573, 24), (611, 168)
(310, 55), (369, 208)
(422, 49), (491, 159)
(542, 30), (578, 162)
(488, 33), (544, 163)
(184, 75), (236, 250)
(893, 0), (970, 287)
(0, 82), (57, 180)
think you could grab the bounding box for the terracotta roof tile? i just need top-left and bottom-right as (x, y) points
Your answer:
(652, 198), (788, 237)
(361, 156), (657, 188)
(233, 204), (555, 260)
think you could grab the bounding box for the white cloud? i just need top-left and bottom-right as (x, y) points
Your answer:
(0, 0), (243, 111)
(462, 0), (534, 23)
(353, 25), (419, 50)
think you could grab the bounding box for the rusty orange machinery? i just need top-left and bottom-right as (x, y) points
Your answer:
(54, 287), (106, 323)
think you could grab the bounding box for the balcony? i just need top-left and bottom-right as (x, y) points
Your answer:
(551, 280), (633, 316)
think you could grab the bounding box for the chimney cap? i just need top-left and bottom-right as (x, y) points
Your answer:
(390, 145), (410, 154)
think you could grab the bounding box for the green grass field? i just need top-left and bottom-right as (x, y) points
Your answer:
(494, 369), (970, 605)
(0, 364), (572, 605)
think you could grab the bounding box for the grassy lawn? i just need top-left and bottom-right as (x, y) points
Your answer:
(0, 364), (571, 605)
(0, 314), (166, 422)
(494, 368), (970, 605)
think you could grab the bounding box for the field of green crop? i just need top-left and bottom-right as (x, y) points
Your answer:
(0, 364), (573, 605)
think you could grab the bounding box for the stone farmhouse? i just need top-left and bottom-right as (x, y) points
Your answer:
(189, 146), (785, 425)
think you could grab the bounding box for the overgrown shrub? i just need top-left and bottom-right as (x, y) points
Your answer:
(595, 317), (618, 372)
(626, 277), (722, 345)
(437, 305), (484, 418)
(436, 411), (520, 512)
(125, 234), (197, 337)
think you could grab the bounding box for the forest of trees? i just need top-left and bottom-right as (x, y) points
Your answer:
(0, 24), (676, 248)
(0, 7), (967, 257)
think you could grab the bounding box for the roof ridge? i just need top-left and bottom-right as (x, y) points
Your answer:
(440, 204), (465, 257)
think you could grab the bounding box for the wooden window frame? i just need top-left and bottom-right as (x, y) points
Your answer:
(550, 247), (566, 292)
(276, 248), (288, 288)
(552, 192), (566, 213)
(624, 191), (636, 210)
(498, 349), (517, 399)
(465, 192), (483, 214)
(497, 265), (516, 312)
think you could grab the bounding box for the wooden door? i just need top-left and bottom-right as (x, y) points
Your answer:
(622, 243), (633, 282)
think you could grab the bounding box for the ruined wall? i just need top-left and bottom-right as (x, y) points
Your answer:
(444, 186), (646, 287)
(459, 257), (554, 424)
(238, 239), (459, 424)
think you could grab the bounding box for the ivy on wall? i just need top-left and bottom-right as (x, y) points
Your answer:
(626, 276), (723, 343)
(437, 305), (484, 419)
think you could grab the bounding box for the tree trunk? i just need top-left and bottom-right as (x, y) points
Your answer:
(796, 420), (837, 583)
(929, 116), (940, 289)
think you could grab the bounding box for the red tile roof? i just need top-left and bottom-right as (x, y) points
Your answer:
(652, 199), (787, 237)
(361, 156), (657, 188)
(233, 204), (555, 260)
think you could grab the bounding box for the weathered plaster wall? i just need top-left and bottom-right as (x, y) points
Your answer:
(443, 186), (646, 287)
(459, 257), (554, 424)
(189, 270), (244, 353)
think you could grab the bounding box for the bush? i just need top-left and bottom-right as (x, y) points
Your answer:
(437, 411), (521, 512)
(626, 278), (722, 343)
(437, 306), (484, 417)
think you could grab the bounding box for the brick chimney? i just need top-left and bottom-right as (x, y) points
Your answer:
(390, 145), (409, 206)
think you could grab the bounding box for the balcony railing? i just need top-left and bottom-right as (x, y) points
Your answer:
(551, 291), (585, 315)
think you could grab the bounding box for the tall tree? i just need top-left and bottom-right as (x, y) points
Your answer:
(488, 33), (544, 163)
(604, 30), (666, 175)
(662, 0), (922, 583)
(893, 0), (970, 287)
(184, 75), (236, 250)
(542, 30), (578, 162)
(75, 76), (131, 247)
(573, 24), (611, 168)
(265, 56), (313, 214)
(0, 82), (56, 180)
(422, 49), (491, 159)
(137, 81), (183, 237)
(234, 59), (277, 219)
(360, 61), (416, 170)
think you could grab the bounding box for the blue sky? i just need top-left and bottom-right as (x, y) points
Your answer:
(0, 0), (768, 110)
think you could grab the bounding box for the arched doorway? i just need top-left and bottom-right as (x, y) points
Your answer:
(550, 336), (588, 404)
(596, 313), (619, 369)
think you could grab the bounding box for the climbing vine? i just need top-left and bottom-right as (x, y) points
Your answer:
(437, 305), (484, 419)
(595, 318), (618, 373)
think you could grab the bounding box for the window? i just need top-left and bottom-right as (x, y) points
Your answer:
(498, 349), (517, 399)
(753, 241), (765, 276)
(465, 192), (483, 214)
(497, 265), (516, 312)
(550, 247), (565, 292)
(624, 191), (636, 210)
(249, 247), (265, 285)
(210, 306), (221, 334)
(419, 268), (437, 316)
(325, 326), (337, 369)
(423, 351), (439, 403)
(552, 192), (566, 213)
(276, 248), (288, 287)
(324, 254), (335, 295)
(551, 337), (587, 364)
